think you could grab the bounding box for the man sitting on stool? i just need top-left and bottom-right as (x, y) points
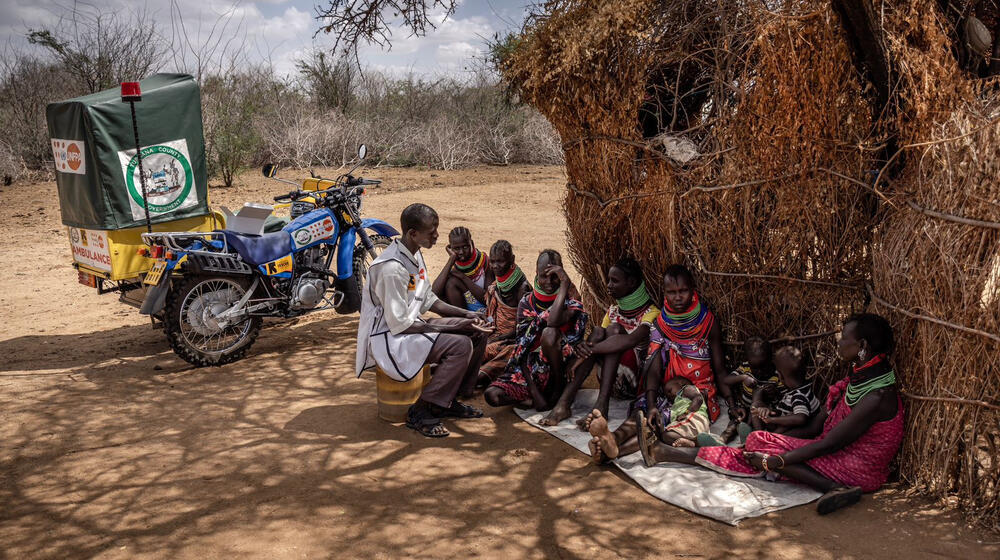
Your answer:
(356, 203), (491, 437)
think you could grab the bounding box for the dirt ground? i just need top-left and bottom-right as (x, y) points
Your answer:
(1, 165), (997, 559)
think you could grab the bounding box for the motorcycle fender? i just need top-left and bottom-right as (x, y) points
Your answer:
(336, 228), (357, 280)
(139, 275), (171, 315)
(360, 218), (399, 237)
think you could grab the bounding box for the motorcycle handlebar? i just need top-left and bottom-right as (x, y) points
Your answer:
(273, 180), (371, 206)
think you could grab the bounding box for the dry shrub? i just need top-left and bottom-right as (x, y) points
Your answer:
(503, 0), (1000, 527)
(258, 100), (367, 169)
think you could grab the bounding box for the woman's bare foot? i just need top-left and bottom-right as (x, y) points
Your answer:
(588, 436), (610, 464)
(672, 437), (696, 447)
(539, 403), (571, 426)
(577, 409), (597, 431)
(587, 410), (619, 459)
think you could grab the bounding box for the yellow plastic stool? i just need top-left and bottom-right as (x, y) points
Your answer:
(376, 365), (431, 423)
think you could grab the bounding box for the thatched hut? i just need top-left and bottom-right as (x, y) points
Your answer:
(499, 0), (1000, 527)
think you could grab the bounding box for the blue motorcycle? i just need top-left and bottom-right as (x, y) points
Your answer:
(139, 144), (397, 366)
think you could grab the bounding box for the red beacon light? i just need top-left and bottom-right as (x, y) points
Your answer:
(121, 82), (142, 102)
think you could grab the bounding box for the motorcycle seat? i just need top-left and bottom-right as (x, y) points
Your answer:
(220, 230), (292, 266)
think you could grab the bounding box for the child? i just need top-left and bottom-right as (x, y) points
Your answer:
(484, 250), (588, 411)
(718, 337), (780, 443)
(586, 264), (729, 462)
(751, 345), (821, 434)
(477, 240), (531, 385)
(540, 257), (659, 427)
(653, 376), (710, 448)
(432, 227), (494, 312)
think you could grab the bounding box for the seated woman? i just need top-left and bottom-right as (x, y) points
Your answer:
(476, 240), (531, 386)
(432, 227), (494, 312)
(484, 250), (588, 411)
(635, 313), (904, 516)
(586, 264), (729, 460)
(539, 257), (659, 427)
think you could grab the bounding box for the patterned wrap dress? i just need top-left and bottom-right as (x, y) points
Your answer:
(489, 291), (588, 403)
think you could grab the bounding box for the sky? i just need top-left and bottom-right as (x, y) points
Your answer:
(0, 0), (532, 78)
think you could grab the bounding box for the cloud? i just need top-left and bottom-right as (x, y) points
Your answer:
(1, 0), (505, 78)
(437, 41), (480, 67)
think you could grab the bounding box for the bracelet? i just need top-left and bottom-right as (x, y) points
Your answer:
(774, 454), (786, 469)
(761, 454), (771, 472)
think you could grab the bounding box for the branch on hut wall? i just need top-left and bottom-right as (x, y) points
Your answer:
(724, 329), (841, 347)
(900, 390), (1000, 412)
(562, 135), (678, 166)
(565, 170), (808, 209)
(867, 284), (1000, 344)
(904, 199), (1000, 230)
(700, 268), (862, 290)
(565, 159), (1000, 231)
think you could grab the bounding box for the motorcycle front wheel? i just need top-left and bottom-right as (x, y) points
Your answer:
(164, 275), (262, 367)
(335, 234), (393, 314)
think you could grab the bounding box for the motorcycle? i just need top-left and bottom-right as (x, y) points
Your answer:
(138, 144), (397, 366)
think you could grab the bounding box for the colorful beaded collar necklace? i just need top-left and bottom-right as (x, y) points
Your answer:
(616, 280), (652, 315)
(531, 278), (558, 306)
(655, 292), (713, 341)
(496, 265), (525, 296)
(455, 249), (487, 278)
(845, 354), (896, 407)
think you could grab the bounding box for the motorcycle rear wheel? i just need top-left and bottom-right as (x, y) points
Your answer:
(335, 234), (393, 314)
(164, 275), (262, 367)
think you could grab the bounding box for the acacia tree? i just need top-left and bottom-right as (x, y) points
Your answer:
(27, 7), (164, 94)
(314, 0), (458, 52)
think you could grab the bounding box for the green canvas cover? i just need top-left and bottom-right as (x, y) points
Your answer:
(46, 73), (210, 230)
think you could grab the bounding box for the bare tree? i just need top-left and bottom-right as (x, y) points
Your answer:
(27, 6), (165, 93)
(167, 0), (250, 82)
(314, 0), (458, 52)
(0, 45), (80, 172)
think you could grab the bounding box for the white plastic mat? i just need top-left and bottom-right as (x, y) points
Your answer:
(514, 389), (821, 525)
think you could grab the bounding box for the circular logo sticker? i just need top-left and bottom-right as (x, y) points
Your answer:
(126, 145), (194, 213)
(67, 143), (82, 171)
(294, 229), (312, 245)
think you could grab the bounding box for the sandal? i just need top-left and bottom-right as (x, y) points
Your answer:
(816, 486), (862, 515)
(636, 410), (658, 468)
(406, 405), (450, 438)
(441, 401), (484, 419)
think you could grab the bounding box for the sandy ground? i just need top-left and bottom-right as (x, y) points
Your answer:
(1, 165), (997, 559)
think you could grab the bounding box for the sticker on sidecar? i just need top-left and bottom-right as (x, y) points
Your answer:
(291, 216), (335, 248)
(52, 139), (86, 175)
(67, 227), (111, 272)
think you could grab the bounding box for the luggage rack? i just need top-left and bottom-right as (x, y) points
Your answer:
(141, 231), (228, 256)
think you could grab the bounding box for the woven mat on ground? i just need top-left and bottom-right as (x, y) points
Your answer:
(514, 389), (821, 525)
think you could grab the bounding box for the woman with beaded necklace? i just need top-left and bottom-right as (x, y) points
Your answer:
(539, 257), (660, 428)
(586, 265), (728, 461)
(474, 240), (531, 388)
(484, 250), (588, 410)
(634, 313), (904, 515)
(432, 227), (495, 312)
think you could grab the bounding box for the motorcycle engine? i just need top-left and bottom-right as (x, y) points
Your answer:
(289, 273), (330, 310)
